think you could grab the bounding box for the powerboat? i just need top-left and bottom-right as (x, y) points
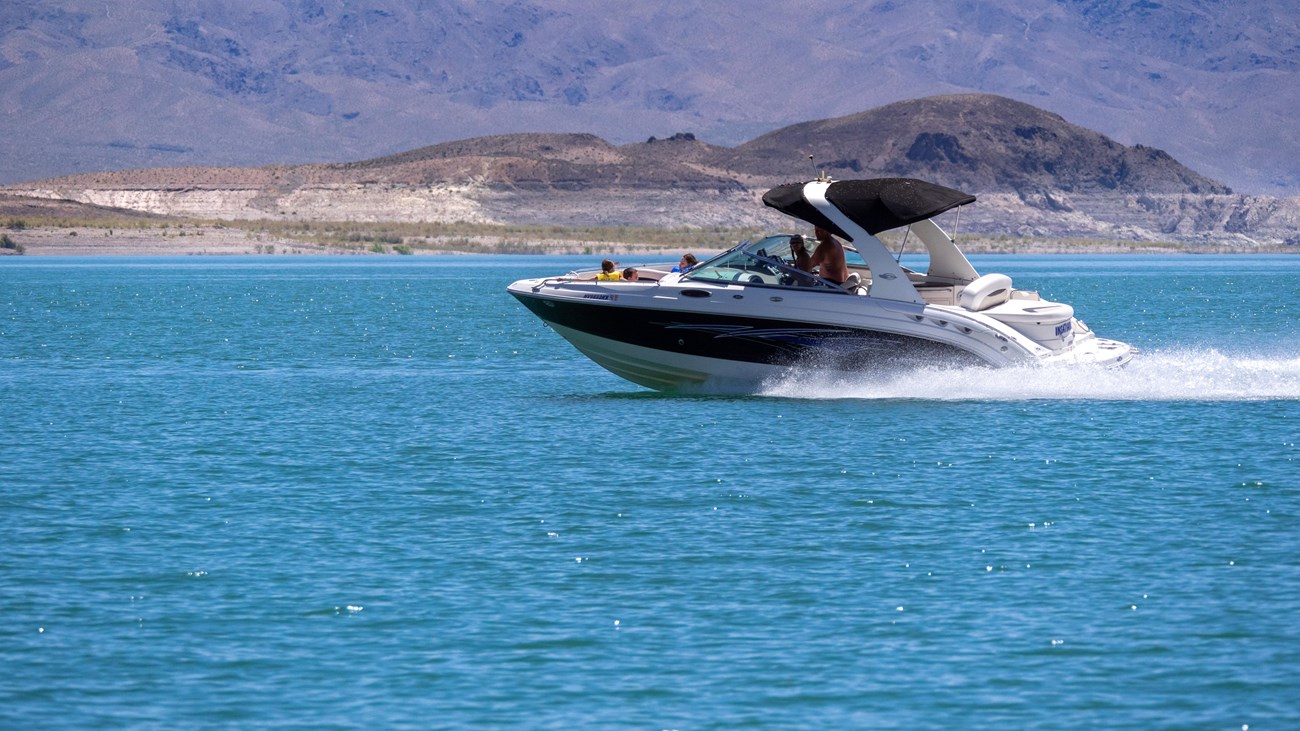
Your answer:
(507, 177), (1134, 391)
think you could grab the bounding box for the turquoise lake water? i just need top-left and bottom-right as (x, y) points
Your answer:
(2, 254), (1298, 729)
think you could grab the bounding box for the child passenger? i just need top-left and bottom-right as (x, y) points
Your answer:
(596, 259), (621, 280)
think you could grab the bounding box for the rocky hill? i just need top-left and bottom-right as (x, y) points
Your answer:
(335, 132), (743, 191)
(711, 95), (1231, 196)
(5, 94), (1299, 246)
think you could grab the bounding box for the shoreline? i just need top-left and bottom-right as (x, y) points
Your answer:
(2, 223), (1297, 257)
(0, 225), (709, 256)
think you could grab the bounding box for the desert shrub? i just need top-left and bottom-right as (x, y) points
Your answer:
(0, 234), (25, 254)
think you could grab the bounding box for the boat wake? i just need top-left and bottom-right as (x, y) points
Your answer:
(759, 348), (1300, 402)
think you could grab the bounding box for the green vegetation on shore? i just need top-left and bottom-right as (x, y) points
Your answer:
(230, 220), (755, 254)
(238, 222), (1201, 255)
(0, 233), (24, 254)
(6, 215), (161, 231)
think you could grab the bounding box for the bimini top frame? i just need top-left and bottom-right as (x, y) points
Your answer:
(761, 177), (982, 302)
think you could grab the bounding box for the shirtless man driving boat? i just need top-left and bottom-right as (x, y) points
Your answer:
(810, 227), (848, 285)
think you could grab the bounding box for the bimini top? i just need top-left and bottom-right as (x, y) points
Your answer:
(762, 178), (977, 238)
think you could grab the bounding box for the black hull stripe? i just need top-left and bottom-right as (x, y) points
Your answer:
(512, 293), (985, 369)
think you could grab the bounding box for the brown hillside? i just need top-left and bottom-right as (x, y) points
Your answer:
(328, 132), (741, 191)
(338, 133), (624, 168)
(709, 94), (1231, 195)
(0, 193), (166, 221)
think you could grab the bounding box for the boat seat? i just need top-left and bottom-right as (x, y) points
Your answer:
(982, 299), (1074, 325)
(842, 272), (868, 294)
(959, 273), (1013, 312)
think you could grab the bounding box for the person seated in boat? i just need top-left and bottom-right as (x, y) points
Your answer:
(810, 227), (848, 285)
(596, 259), (621, 280)
(672, 253), (698, 273)
(622, 267), (640, 281)
(789, 234), (812, 272)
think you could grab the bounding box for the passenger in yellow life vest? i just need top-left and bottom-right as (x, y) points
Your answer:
(596, 259), (621, 280)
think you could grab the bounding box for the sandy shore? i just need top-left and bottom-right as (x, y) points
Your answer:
(1, 224), (1293, 257)
(1, 225), (347, 256)
(0, 225), (717, 257)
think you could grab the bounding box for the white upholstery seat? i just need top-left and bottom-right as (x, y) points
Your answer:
(958, 273), (1013, 312)
(982, 299), (1074, 324)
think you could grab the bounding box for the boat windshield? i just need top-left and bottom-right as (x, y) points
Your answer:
(685, 235), (848, 291)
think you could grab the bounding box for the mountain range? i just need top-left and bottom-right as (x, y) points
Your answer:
(2, 0), (1298, 193)
(10, 94), (1299, 245)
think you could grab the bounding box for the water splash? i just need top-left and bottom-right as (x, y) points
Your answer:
(760, 348), (1300, 401)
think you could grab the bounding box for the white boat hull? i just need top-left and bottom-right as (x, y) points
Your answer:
(509, 278), (1134, 391)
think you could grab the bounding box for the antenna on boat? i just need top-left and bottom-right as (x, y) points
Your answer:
(808, 154), (829, 182)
